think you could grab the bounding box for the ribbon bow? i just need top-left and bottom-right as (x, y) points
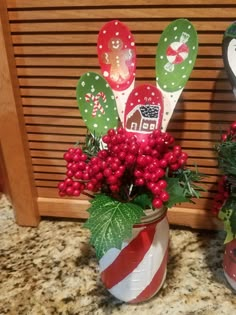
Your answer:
(85, 92), (106, 117)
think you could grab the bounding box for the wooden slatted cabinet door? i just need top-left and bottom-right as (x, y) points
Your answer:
(0, 0), (39, 226)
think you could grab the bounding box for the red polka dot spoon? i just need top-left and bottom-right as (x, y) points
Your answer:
(97, 20), (136, 125)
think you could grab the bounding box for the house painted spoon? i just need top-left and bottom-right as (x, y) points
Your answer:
(124, 84), (164, 144)
(97, 20), (136, 125)
(222, 21), (236, 97)
(155, 19), (198, 131)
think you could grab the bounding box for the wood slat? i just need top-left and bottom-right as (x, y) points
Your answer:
(7, 8), (236, 21)
(16, 68), (227, 79)
(11, 33), (225, 45)
(7, 0), (236, 8)
(20, 88), (235, 101)
(15, 57), (225, 69)
(13, 45), (223, 57)
(9, 20), (233, 33)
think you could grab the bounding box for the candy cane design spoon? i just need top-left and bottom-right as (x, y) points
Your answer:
(97, 20), (136, 125)
(76, 72), (119, 137)
(222, 21), (236, 97)
(155, 19), (198, 131)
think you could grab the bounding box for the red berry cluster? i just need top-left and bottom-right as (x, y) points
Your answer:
(58, 127), (189, 208)
(211, 176), (229, 216)
(221, 121), (236, 142)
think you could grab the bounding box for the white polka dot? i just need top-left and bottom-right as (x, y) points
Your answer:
(138, 99), (141, 102)
(135, 92), (138, 96)
(174, 27), (177, 31)
(99, 45), (103, 49)
(160, 56), (164, 59)
(131, 42), (135, 46)
(189, 60), (192, 64)
(156, 77), (159, 81)
(172, 82), (175, 85)
(94, 124), (98, 128)
(105, 105), (109, 108)
(193, 46), (195, 50)
(188, 25), (191, 29)
(164, 38), (167, 42)
(175, 36), (178, 39)
(115, 21), (118, 25)
(116, 32), (119, 36)
(105, 126), (108, 129)
(164, 85), (167, 88)
(85, 109), (88, 113)
(103, 71), (109, 77)
(181, 66), (185, 70)
(103, 30), (107, 34)
(107, 118), (110, 121)
(182, 75), (186, 78)
(95, 76), (100, 80)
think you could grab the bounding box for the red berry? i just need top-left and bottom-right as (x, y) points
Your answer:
(152, 198), (163, 209)
(160, 191), (169, 202)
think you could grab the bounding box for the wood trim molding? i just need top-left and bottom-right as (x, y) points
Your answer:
(0, 0), (39, 226)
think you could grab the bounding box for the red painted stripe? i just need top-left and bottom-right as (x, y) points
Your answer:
(101, 222), (157, 289)
(129, 245), (169, 304)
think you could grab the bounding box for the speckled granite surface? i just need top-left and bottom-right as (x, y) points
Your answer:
(0, 194), (235, 315)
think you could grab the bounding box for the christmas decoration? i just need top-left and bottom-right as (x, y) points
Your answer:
(155, 19), (198, 131)
(59, 19), (204, 302)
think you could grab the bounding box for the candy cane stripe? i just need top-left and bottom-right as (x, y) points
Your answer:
(129, 245), (168, 303)
(85, 92), (106, 117)
(100, 216), (169, 302)
(100, 222), (156, 289)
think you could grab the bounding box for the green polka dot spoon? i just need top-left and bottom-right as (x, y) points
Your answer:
(76, 72), (119, 136)
(222, 21), (236, 98)
(155, 19), (198, 131)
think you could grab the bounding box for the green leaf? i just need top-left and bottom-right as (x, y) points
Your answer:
(165, 177), (189, 208)
(84, 194), (144, 259)
(218, 197), (236, 243)
(133, 193), (152, 209)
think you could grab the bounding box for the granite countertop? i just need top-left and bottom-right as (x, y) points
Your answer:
(0, 194), (235, 315)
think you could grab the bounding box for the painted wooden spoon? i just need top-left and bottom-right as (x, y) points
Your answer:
(155, 19), (198, 131)
(97, 20), (136, 125)
(222, 21), (236, 97)
(76, 72), (119, 137)
(124, 84), (164, 143)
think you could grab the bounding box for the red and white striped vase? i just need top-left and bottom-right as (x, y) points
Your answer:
(223, 238), (236, 291)
(99, 207), (169, 303)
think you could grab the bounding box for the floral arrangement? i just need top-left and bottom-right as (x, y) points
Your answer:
(57, 19), (204, 260)
(212, 121), (236, 243)
(58, 127), (204, 258)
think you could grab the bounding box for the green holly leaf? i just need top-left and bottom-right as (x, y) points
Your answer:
(165, 177), (189, 208)
(84, 194), (144, 259)
(133, 193), (152, 209)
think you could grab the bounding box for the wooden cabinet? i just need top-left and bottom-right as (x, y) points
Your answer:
(1, 0), (234, 229)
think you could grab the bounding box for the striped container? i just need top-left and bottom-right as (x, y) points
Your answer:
(99, 208), (169, 303)
(223, 239), (236, 291)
